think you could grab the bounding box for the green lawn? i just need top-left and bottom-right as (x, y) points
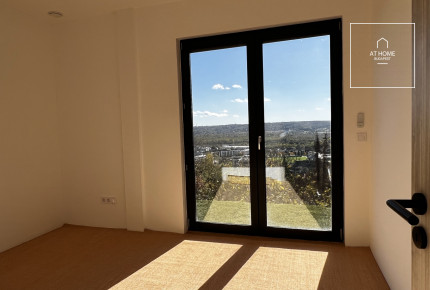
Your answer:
(287, 156), (308, 161)
(197, 200), (331, 230)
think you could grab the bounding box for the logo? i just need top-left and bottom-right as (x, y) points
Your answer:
(350, 23), (414, 88)
(369, 37), (396, 65)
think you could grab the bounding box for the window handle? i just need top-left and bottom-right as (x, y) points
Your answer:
(258, 136), (262, 150)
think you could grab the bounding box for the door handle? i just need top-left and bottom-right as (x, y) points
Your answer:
(386, 193), (427, 225)
(387, 193), (427, 249)
(258, 136), (262, 150)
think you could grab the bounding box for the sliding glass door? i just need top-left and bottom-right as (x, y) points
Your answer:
(181, 19), (343, 241)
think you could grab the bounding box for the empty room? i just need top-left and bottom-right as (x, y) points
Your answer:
(1, 0), (428, 289)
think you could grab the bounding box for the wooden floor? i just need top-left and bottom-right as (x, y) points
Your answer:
(0, 225), (388, 289)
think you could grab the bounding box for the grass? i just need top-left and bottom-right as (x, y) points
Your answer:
(287, 156), (308, 161)
(197, 200), (331, 230)
(267, 203), (331, 230)
(213, 178), (301, 204)
(197, 200), (252, 225)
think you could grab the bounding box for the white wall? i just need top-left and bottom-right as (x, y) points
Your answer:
(370, 1), (412, 289)
(136, 0), (374, 244)
(54, 15), (128, 229)
(0, 6), (63, 252)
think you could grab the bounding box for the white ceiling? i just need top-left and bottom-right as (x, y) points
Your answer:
(0, 0), (182, 22)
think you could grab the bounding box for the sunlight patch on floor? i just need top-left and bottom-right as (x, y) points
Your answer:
(110, 240), (241, 289)
(224, 247), (328, 290)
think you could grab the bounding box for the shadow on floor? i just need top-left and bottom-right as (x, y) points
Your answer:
(0, 225), (389, 290)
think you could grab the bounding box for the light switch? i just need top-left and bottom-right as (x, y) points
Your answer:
(357, 112), (365, 128)
(357, 132), (367, 142)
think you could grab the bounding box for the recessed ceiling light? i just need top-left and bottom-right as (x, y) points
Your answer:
(48, 11), (63, 18)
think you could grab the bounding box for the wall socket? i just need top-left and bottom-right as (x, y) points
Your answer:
(101, 197), (117, 204)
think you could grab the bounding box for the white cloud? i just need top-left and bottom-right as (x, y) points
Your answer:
(232, 84), (242, 89)
(212, 84), (225, 90)
(264, 97), (271, 102)
(233, 114), (239, 118)
(225, 87), (231, 90)
(231, 98), (248, 103)
(193, 110), (228, 118)
(327, 98), (331, 101)
(315, 107), (324, 111)
(222, 110), (228, 113)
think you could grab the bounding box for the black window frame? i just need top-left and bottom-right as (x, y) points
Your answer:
(180, 18), (344, 242)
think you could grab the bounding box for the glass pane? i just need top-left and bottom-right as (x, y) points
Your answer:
(190, 47), (250, 225)
(263, 36), (332, 231)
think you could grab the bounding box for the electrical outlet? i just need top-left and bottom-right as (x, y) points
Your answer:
(101, 197), (117, 204)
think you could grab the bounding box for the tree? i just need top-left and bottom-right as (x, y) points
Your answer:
(314, 132), (321, 192)
(321, 132), (330, 189)
(194, 153), (222, 201)
(282, 154), (294, 182)
(318, 132), (332, 207)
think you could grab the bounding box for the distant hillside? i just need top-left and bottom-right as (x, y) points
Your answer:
(264, 121), (330, 132)
(194, 121), (330, 135)
(193, 121), (330, 146)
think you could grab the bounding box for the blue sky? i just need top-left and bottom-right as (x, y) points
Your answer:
(190, 35), (331, 126)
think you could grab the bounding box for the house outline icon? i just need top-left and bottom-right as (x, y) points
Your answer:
(377, 37), (389, 49)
